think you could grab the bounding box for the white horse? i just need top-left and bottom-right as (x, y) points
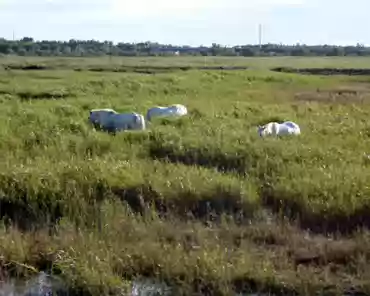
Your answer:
(89, 109), (145, 133)
(258, 121), (301, 137)
(146, 104), (188, 121)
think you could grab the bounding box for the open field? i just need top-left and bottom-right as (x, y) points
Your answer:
(1, 56), (370, 295)
(3, 55), (370, 70)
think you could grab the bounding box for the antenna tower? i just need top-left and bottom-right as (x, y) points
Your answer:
(258, 24), (262, 49)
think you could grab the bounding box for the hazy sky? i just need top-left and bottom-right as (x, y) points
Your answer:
(0, 0), (368, 46)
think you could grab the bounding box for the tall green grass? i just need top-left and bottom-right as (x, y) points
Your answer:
(1, 57), (370, 294)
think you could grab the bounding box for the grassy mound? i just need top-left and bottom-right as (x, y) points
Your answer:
(271, 66), (370, 76)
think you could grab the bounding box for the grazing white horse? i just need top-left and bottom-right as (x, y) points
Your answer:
(146, 104), (188, 121)
(258, 121), (301, 137)
(89, 109), (146, 132)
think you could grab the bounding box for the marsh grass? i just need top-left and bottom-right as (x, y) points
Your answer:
(1, 56), (370, 294)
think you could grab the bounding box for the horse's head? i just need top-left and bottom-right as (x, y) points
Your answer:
(257, 125), (266, 137)
(146, 109), (153, 122)
(89, 110), (98, 123)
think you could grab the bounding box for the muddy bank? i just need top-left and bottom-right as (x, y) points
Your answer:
(1, 63), (249, 73)
(0, 89), (75, 101)
(294, 87), (370, 104)
(3, 64), (51, 71)
(76, 65), (249, 74)
(271, 67), (370, 76)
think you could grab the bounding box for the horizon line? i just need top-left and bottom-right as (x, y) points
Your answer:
(0, 36), (368, 48)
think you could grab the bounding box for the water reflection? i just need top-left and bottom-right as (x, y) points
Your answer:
(0, 273), (274, 296)
(1, 274), (358, 296)
(130, 279), (271, 296)
(131, 278), (172, 296)
(0, 272), (66, 296)
(0, 274), (173, 296)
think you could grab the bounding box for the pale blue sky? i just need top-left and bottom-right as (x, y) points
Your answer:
(0, 0), (368, 46)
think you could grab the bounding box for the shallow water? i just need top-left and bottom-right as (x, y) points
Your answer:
(0, 272), (65, 296)
(0, 273), (265, 296)
(131, 278), (172, 296)
(1, 274), (359, 296)
(0, 274), (174, 296)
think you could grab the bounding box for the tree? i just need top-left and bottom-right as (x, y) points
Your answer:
(0, 36), (370, 57)
(21, 37), (34, 42)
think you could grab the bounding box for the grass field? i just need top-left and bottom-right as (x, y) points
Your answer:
(1, 56), (370, 295)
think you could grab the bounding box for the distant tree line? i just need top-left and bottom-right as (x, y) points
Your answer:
(1, 37), (370, 57)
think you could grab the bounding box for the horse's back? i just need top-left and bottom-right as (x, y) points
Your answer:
(283, 121), (299, 129)
(90, 108), (117, 113)
(277, 124), (293, 135)
(146, 106), (166, 120)
(114, 112), (146, 131)
(281, 121), (300, 134)
(279, 123), (300, 135)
